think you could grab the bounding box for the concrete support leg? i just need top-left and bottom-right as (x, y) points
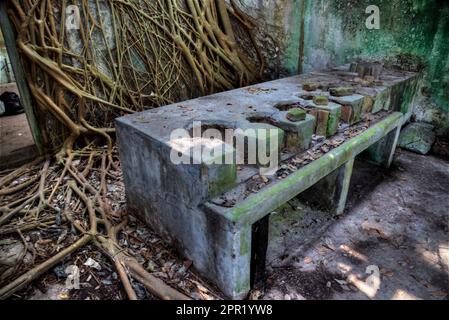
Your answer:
(298, 158), (355, 215)
(335, 158), (355, 215)
(363, 126), (401, 168)
(204, 213), (273, 299)
(208, 215), (252, 299)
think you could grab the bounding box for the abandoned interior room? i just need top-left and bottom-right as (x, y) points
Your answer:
(0, 0), (448, 302)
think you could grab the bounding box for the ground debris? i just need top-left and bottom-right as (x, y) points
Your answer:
(0, 149), (221, 300)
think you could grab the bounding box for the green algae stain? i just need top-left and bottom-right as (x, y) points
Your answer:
(208, 164), (237, 199)
(298, 0), (449, 116)
(284, 0), (305, 74)
(229, 113), (403, 223)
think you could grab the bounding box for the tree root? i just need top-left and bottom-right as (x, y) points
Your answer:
(0, 234), (92, 300)
(0, 149), (191, 300)
(0, 0), (264, 301)
(6, 0), (263, 155)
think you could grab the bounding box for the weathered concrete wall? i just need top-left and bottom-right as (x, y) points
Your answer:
(0, 31), (14, 84)
(235, 0), (305, 77)
(240, 0), (449, 135)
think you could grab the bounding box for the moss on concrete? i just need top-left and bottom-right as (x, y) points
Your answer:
(313, 95), (329, 106)
(227, 112), (403, 224)
(208, 164), (237, 199)
(287, 108), (307, 121)
(303, 82), (319, 91)
(300, 0), (449, 130)
(327, 110), (341, 137)
(330, 87), (355, 97)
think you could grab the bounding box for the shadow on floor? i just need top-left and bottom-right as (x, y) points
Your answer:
(262, 150), (449, 300)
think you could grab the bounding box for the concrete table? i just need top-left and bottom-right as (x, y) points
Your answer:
(116, 64), (417, 299)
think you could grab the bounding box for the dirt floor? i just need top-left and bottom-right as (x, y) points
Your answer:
(0, 83), (37, 170)
(2, 149), (448, 300)
(0, 83), (19, 96)
(261, 149), (449, 300)
(0, 113), (37, 169)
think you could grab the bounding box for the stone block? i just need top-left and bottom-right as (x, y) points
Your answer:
(362, 96), (375, 113)
(398, 122), (435, 155)
(372, 88), (392, 113)
(313, 95), (329, 106)
(330, 87), (355, 97)
(331, 94), (364, 124)
(341, 105), (353, 124)
(273, 113), (315, 152)
(301, 100), (341, 137)
(350, 61), (383, 80)
(303, 83), (319, 91)
(286, 108), (306, 122)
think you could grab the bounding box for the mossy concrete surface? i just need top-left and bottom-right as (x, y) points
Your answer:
(398, 122), (436, 154)
(206, 112), (404, 226)
(302, 0), (449, 113)
(287, 108), (307, 121)
(330, 87), (355, 97)
(117, 64), (418, 299)
(239, 0), (449, 134)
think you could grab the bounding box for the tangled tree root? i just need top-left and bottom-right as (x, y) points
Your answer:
(7, 0), (263, 156)
(0, 149), (190, 300)
(1, 0), (265, 300)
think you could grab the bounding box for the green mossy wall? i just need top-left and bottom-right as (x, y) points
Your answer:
(301, 0), (448, 112)
(240, 0), (448, 133)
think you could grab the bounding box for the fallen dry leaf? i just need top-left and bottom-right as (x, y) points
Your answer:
(380, 268), (394, 277)
(303, 257), (313, 264)
(429, 291), (448, 297)
(361, 221), (389, 240)
(36, 239), (53, 245)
